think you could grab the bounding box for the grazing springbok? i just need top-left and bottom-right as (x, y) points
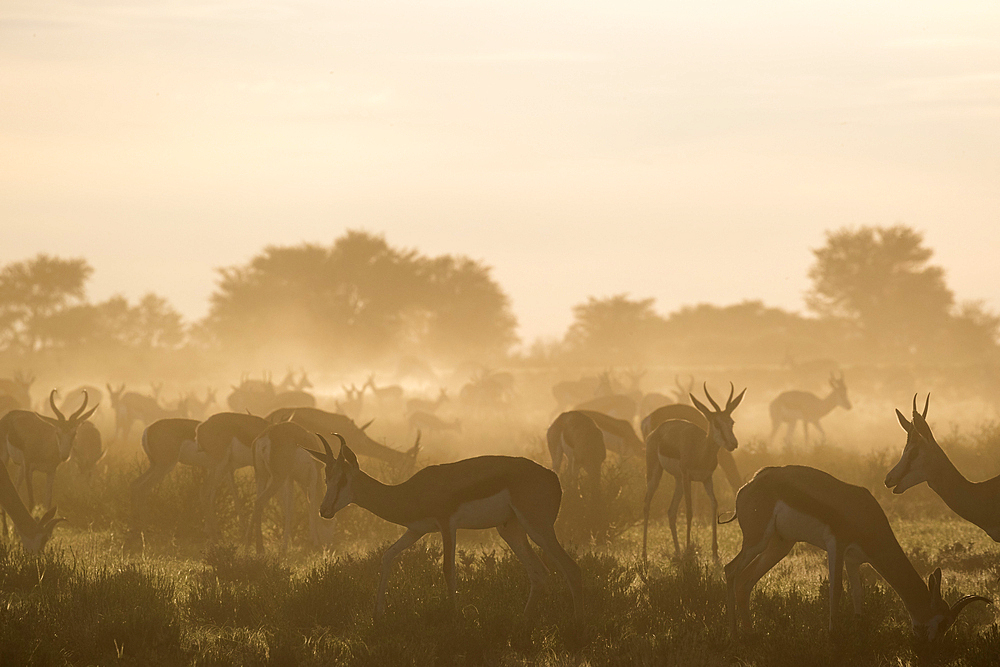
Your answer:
(196, 413), (271, 536)
(306, 433), (583, 619)
(246, 421), (334, 554)
(643, 383), (746, 562)
(769, 373), (851, 446)
(0, 390), (98, 510)
(107, 383), (189, 444)
(266, 407), (420, 471)
(131, 418), (203, 517)
(547, 411), (606, 505)
(886, 395), (1000, 542)
(725, 465), (989, 639)
(0, 459), (64, 553)
(576, 409), (644, 459)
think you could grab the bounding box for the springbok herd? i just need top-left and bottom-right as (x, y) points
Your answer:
(0, 368), (995, 642)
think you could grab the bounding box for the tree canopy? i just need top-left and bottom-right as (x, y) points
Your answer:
(202, 230), (518, 363)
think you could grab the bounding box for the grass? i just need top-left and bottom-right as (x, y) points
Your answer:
(3, 420), (1000, 665)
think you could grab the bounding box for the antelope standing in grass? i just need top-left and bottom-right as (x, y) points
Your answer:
(642, 403), (743, 493)
(71, 421), (105, 482)
(247, 421), (336, 554)
(575, 409), (644, 458)
(306, 433), (583, 620)
(0, 390), (98, 511)
(886, 395), (1000, 542)
(725, 465), (989, 639)
(196, 412), (271, 536)
(364, 374), (404, 407)
(769, 373), (851, 446)
(643, 383), (745, 562)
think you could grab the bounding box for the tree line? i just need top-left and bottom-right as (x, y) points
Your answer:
(0, 226), (996, 369)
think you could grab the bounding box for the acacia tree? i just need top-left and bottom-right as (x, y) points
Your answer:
(202, 231), (518, 363)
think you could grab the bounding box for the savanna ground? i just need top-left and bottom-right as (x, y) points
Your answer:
(4, 409), (1000, 667)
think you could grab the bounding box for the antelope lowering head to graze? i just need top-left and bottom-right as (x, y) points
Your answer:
(886, 395), (1000, 542)
(0, 371), (34, 411)
(247, 420), (332, 554)
(0, 390), (98, 511)
(575, 409), (644, 459)
(547, 411), (606, 505)
(0, 459), (64, 553)
(768, 372), (851, 446)
(573, 392), (637, 423)
(407, 411), (461, 435)
(109, 386), (189, 444)
(131, 418), (203, 521)
(306, 433), (582, 620)
(406, 388), (449, 416)
(643, 382), (746, 562)
(266, 407), (420, 472)
(194, 412), (272, 537)
(725, 465), (990, 640)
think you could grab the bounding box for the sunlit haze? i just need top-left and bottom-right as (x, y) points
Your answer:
(3, 0), (999, 343)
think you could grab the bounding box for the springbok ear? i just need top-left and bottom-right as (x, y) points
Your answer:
(896, 409), (912, 431)
(40, 506), (58, 524)
(727, 388), (747, 413)
(359, 419), (374, 432)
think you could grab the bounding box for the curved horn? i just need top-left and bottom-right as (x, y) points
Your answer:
(315, 433), (336, 461)
(49, 389), (66, 421)
(69, 390), (89, 421)
(703, 382), (722, 412)
(726, 382), (735, 408)
(922, 393), (930, 419)
(949, 595), (992, 622)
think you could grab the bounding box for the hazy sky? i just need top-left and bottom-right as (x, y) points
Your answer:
(3, 1), (999, 344)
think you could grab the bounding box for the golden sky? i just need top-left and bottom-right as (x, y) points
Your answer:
(2, 1), (999, 343)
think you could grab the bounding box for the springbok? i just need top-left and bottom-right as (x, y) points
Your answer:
(886, 395), (1000, 542)
(246, 420), (334, 554)
(769, 373), (851, 446)
(725, 465), (989, 639)
(306, 433), (583, 619)
(0, 390), (98, 510)
(642, 383), (746, 562)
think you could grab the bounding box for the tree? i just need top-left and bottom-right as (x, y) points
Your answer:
(202, 230), (518, 363)
(0, 254), (92, 351)
(806, 225), (955, 355)
(563, 294), (665, 364)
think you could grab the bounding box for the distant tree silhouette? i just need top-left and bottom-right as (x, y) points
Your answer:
(563, 294), (665, 364)
(0, 254), (185, 352)
(202, 230), (517, 362)
(807, 225), (997, 358)
(0, 254), (92, 351)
